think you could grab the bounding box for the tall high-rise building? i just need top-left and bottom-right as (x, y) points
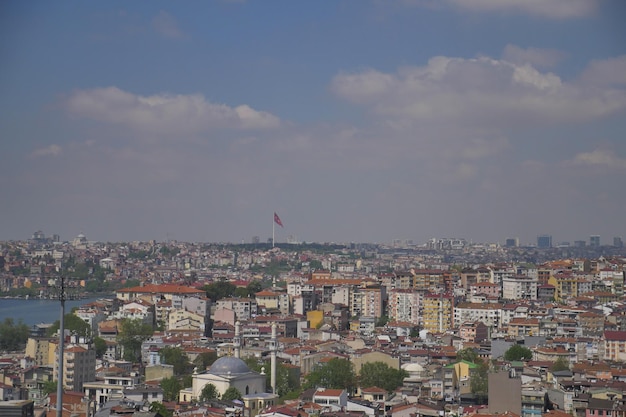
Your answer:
(614, 237), (623, 248)
(537, 235), (552, 248)
(590, 235), (601, 248)
(505, 238), (519, 247)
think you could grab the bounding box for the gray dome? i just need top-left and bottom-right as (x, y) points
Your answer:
(208, 356), (251, 375)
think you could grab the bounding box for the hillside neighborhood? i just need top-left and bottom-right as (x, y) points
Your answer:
(2, 233), (626, 417)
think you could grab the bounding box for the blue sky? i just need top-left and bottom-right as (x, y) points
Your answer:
(1, 0), (625, 245)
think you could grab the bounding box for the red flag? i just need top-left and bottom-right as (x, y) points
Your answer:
(274, 212), (284, 228)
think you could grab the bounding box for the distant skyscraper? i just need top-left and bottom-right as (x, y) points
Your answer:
(537, 235), (552, 248)
(505, 238), (519, 247)
(574, 240), (586, 248)
(614, 237), (623, 248)
(252, 236), (260, 244)
(590, 235), (601, 248)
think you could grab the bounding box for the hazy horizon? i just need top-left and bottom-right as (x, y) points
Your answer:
(1, 1), (625, 245)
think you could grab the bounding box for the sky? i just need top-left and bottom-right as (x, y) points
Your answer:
(1, 0), (625, 246)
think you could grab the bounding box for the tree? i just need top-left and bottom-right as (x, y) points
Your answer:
(193, 351), (218, 371)
(199, 383), (219, 401)
(160, 346), (190, 375)
(504, 345), (533, 361)
(42, 380), (57, 395)
(359, 361), (408, 393)
(117, 318), (154, 362)
(470, 361), (489, 403)
(150, 402), (172, 417)
(0, 318), (30, 351)
(93, 337), (107, 359)
(202, 281), (236, 301)
(550, 357), (570, 372)
(304, 358), (356, 394)
(244, 358), (298, 397)
(457, 348), (479, 363)
(221, 387), (242, 401)
(160, 376), (181, 402)
(376, 315), (390, 327)
(47, 314), (92, 338)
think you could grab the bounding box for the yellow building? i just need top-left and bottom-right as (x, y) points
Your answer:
(422, 293), (454, 333)
(255, 290), (281, 310)
(350, 350), (400, 375)
(307, 310), (324, 329)
(25, 338), (57, 367)
(445, 360), (479, 395)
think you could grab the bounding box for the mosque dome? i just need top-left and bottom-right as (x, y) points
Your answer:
(208, 356), (251, 376)
(402, 362), (425, 373)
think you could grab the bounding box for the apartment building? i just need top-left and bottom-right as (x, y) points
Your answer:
(350, 286), (384, 318)
(422, 293), (454, 333)
(502, 275), (538, 300)
(215, 297), (257, 320)
(454, 303), (503, 329)
(54, 344), (96, 392)
(388, 289), (421, 326)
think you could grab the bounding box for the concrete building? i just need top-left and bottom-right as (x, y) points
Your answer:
(54, 344), (96, 392)
(422, 293), (454, 333)
(488, 371), (521, 415)
(388, 289), (421, 325)
(502, 275), (538, 300)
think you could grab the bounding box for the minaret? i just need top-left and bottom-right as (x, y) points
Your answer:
(234, 321), (241, 359)
(270, 322), (277, 394)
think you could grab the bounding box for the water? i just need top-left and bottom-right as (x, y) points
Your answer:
(0, 296), (110, 327)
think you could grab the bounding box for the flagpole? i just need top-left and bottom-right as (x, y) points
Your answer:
(272, 213), (275, 248)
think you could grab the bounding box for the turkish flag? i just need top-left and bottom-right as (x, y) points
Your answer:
(274, 212), (284, 227)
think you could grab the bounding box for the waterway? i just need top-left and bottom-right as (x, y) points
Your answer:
(0, 296), (111, 326)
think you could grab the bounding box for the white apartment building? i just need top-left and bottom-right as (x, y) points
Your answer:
(454, 303), (503, 329)
(502, 275), (538, 300)
(215, 298), (257, 320)
(388, 289), (421, 325)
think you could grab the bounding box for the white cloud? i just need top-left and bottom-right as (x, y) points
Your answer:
(444, 0), (597, 19)
(31, 144), (62, 158)
(502, 44), (566, 69)
(65, 87), (281, 134)
(152, 11), (184, 39)
(331, 54), (626, 129)
(579, 55), (626, 87)
(570, 149), (626, 169)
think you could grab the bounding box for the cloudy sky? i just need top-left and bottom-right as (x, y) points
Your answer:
(1, 1), (625, 245)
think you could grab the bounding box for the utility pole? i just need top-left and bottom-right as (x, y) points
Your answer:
(56, 276), (66, 417)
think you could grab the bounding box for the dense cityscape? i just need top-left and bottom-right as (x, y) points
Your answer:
(2, 2), (625, 417)
(1, 230), (626, 417)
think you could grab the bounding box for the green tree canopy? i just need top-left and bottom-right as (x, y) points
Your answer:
(304, 358), (356, 394)
(0, 318), (30, 351)
(117, 318), (154, 362)
(202, 281), (236, 301)
(199, 383), (219, 401)
(457, 348), (479, 363)
(42, 380), (57, 395)
(470, 360), (489, 403)
(221, 387), (242, 401)
(504, 344), (533, 361)
(160, 346), (190, 375)
(244, 358), (299, 397)
(550, 357), (570, 372)
(150, 402), (172, 417)
(93, 337), (107, 359)
(193, 351), (218, 371)
(47, 314), (92, 338)
(359, 362), (408, 393)
(160, 376), (181, 402)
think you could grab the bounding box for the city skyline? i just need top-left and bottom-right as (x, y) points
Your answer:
(1, 1), (625, 244)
